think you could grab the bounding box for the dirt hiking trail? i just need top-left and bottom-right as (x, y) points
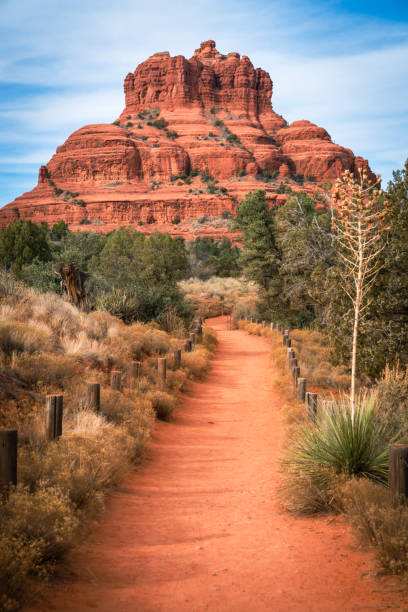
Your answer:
(29, 317), (406, 612)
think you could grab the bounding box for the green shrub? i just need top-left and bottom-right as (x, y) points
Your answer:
(96, 290), (139, 323)
(152, 118), (167, 130)
(226, 132), (240, 144)
(282, 394), (389, 505)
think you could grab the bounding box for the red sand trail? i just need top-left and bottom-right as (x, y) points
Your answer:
(29, 317), (406, 611)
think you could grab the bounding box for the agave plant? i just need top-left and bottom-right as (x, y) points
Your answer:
(283, 393), (389, 485)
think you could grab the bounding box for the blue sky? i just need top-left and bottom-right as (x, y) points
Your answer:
(0, 0), (407, 206)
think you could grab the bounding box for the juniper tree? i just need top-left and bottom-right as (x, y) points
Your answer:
(235, 190), (281, 317)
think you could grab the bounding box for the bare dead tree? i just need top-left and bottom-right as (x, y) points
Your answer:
(332, 169), (390, 414)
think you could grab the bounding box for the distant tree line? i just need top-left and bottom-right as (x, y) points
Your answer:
(0, 219), (240, 325)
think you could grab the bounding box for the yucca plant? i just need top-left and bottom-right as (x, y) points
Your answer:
(283, 393), (389, 486)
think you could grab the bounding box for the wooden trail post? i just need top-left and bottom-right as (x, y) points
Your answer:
(87, 383), (100, 412)
(158, 357), (167, 383)
(276, 323), (281, 332)
(184, 340), (192, 353)
(286, 338), (291, 348)
(189, 332), (196, 346)
(174, 349), (181, 369)
(262, 321), (266, 329)
(0, 429), (17, 489)
(130, 361), (141, 379)
(270, 322), (274, 331)
(110, 370), (122, 391)
(389, 445), (408, 498)
(289, 357), (298, 370)
(104, 356), (113, 372)
(306, 393), (318, 418)
(293, 366), (300, 387)
(298, 378), (306, 402)
(46, 394), (63, 440)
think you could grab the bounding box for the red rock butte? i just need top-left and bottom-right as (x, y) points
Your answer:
(0, 40), (375, 239)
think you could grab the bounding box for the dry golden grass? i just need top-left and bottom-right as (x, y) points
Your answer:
(179, 276), (258, 318)
(0, 278), (213, 610)
(290, 329), (352, 391)
(340, 478), (408, 575)
(181, 346), (211, 379)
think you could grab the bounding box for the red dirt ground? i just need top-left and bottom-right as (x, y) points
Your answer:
(28, 317), (407, 611)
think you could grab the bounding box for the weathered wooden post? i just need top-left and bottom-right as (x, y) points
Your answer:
(185, 340), (192, 352)
(157, 357), (167, 383)
(306, 393), (318, 419)
(298, 378), (306, 402)
(110, 370), (122, 391)
(46, 394), (63, 440)
(276, 323), (280, 332)
(287, 348), (293, 366)
(86, 383), (100, 412)
(0, 429), (17, 488)
(189, 332), (196, 346)
(389, 445), (408, 498)
(130, 360), (141, 379)
(287, 338), (291, 348)
(270, 322), (274, 331)
(104, 356), (113, 372)
(262, 320), (266, 329)
(294, 366), (300, 386)
(174, 349), (181, 369)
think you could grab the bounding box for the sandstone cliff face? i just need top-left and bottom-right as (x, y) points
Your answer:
(0, 41), (376, 237)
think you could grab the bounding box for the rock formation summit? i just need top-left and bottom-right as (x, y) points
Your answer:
(0, 40), (375, 238)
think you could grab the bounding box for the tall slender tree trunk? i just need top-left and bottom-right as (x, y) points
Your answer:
(351, 221), (363, 418)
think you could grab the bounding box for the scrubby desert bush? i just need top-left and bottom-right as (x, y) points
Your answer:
(0, 532), (43, 611)
(19, 420), (133, 513)
(341, 478), (408, 575)
(179, 276), (258, 318)
(202, 323), (217, 351)
(290, 329), (352, 390)
(101, 389), (155, 457)
(374, 365), (408, 441)
(0, 321), (53, 358)
(148, 389), (176, 421)
(0, 485), (79, 611)
(181, 347), (211, 378)
(14, 353), (78, 388)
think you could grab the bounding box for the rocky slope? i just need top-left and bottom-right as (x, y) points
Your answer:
(0, 40), (375, 239)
